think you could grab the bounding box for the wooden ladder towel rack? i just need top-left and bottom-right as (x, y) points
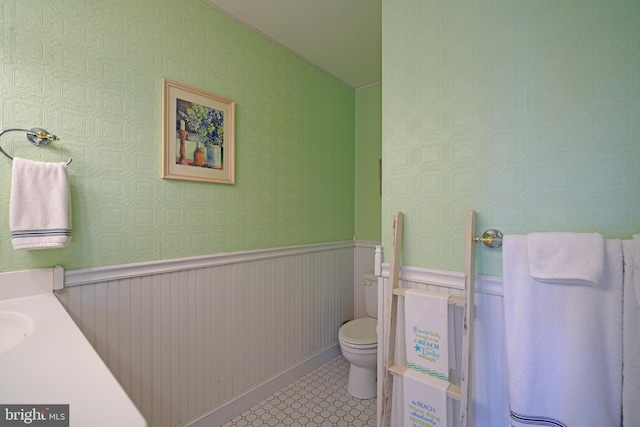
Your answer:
(380, 210), (477, 427)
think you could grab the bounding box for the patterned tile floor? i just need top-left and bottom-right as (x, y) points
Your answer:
(222, 356), (377, 427)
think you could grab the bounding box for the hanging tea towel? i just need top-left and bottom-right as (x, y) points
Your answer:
(403, 367), (448, 427)
(404, 288), (449, 382)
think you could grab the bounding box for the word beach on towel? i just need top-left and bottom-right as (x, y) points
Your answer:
(404, 289), (449, 382)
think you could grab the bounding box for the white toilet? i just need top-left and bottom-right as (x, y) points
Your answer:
(338, 274), (378, 399)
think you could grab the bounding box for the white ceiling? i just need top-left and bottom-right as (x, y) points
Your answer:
(202, 0), (382, 89)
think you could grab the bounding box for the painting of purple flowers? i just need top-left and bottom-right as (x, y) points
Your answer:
(162, 79), (235, 184)
(177, 100), (224, 169)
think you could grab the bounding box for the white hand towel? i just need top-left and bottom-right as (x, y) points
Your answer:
(527, 232), (604, 285)
(10, 157), (72, 250)
(622, 240), (640, 425)
(402, 368), (448, 427)
(633, 235), (640, 305)
(404, 289), (449, 382)
(503, 235), (622, 427)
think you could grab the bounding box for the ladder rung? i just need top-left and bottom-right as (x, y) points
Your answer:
(392, 287), (465, 307)
(387, 364), (462, 400)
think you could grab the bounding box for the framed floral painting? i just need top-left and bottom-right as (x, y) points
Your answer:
(162, 78), (235, 184)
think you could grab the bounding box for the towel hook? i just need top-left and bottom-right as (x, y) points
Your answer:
(474, 229), (503, 248)
(0, 127), (72, 165)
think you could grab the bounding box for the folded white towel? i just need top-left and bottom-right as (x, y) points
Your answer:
(402, 368), (448, 427)
(404, 289), (449, 382)
(503, 235), (622, 427)
(10, 157), (72, 250)
(527, 232), (604, 285)
(633, 235), (640, 305)
(622, 240), (640, 425)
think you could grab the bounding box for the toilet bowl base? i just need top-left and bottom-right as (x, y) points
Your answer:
(346, 363), (376, 399)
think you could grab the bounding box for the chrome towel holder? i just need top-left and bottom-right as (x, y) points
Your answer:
(0, 127), (72, 165)
(474, 229), (503, 248)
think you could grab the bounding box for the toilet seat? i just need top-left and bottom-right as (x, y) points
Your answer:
(339, 318), (377, 349)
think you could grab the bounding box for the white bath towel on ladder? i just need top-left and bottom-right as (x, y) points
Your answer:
(10, 157), (72, 249)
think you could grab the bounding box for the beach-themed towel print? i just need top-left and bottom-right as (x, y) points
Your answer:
(403, 369), (448, 427)
(404, 289), (449, 381)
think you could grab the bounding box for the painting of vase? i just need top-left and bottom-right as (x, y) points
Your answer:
(162, 78), (235, 184)
(175, 98), (224, 170)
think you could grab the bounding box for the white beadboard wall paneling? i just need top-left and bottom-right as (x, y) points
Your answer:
(376, 263), (508, 427)
(56, 242), (354, 427)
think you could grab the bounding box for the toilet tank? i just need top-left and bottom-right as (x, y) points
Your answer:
(362, 273), (378, 318)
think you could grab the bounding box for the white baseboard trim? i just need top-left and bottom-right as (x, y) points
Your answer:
(64, 241), (354, 287)
(379, 263), (503, 296)
(183, 343), (341, 427)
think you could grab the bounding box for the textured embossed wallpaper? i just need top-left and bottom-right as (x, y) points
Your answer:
(0, 0), (361, 271)
(356, 83), (382, 242)
(382, 0), (640, 276)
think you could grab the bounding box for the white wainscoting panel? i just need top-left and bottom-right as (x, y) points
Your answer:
(377, 264), (509, 427)
(56, 242), (354, 427)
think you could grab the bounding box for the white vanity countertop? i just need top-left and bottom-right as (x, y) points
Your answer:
(0, 291), (146, 426)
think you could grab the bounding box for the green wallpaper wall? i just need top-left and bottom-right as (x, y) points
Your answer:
(0, 0), (355, 271)
(382, 0), (640, 276)
(355, 83), (382, 241)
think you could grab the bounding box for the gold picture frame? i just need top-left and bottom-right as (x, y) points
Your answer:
(162, 78), (235, 184)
